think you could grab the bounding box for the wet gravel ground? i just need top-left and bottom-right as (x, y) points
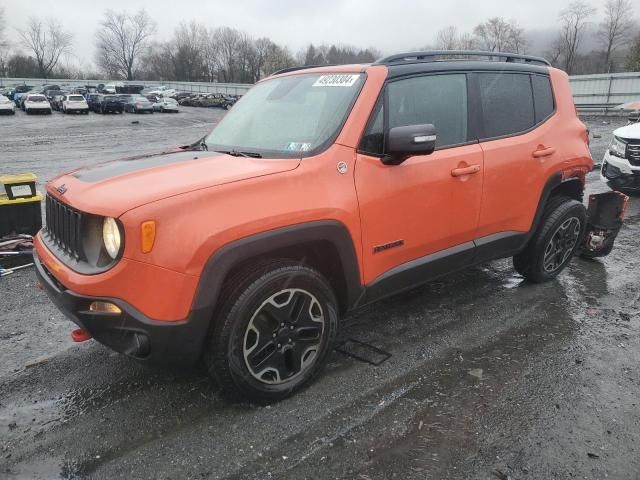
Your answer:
(1, 109), (639, 479)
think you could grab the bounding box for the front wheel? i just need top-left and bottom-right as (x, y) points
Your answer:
(514, 196), (587, 283)
(204, 262), (339, 403)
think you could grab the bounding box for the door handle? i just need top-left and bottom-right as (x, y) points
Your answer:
(451, 164), (481, 177)
(532, 147), (556, 158)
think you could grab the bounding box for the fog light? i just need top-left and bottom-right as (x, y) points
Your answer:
(89, 301), (122, 314)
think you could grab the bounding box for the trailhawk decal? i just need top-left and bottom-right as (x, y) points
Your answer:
(72, 151), (224, 182)
(312, 74), (360, 87)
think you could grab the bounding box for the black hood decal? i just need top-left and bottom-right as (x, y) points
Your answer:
(72, 151), (224, 183)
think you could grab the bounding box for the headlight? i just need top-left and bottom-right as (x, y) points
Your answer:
(103, 217), (122, 259)
(609, 136), (627, 158)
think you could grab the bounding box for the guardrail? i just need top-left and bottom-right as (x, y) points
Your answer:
(569, 72), (640, 113)
(0, 77), (252, 95)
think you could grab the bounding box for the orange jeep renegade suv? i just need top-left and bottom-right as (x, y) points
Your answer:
(35, 51), (627, 402)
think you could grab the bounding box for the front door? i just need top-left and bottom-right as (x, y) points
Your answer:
(355, 73), (484, 285)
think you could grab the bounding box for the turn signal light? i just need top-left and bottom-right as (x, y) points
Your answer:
(140, 220), (156, 253)
(89, 301), (122, 314)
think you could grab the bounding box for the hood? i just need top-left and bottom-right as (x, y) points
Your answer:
(614, 122), (640, 141)
(47, 150), (300, 217)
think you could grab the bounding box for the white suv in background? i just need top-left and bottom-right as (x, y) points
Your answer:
(62, 95), (89, 114)
(24, 94), (52, 114)
(0, 95), (15, 114)
(601, 122), (640, 193)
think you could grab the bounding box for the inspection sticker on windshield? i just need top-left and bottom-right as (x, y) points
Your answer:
(313, 74), (360, 87)
(285, 142), (311, 152)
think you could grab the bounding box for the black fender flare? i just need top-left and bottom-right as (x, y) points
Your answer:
(191, 220), (363, 315)
(526, 172), (584, 243)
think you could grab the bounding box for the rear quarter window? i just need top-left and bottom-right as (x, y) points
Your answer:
(531, 74), (555, 123)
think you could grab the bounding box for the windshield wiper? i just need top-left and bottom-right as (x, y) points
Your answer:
(218, 150), (263, 158)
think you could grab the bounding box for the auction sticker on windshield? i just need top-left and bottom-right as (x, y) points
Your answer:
(313, 74), (360, 87)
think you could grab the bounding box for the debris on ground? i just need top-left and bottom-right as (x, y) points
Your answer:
(0, 234), (34, 277)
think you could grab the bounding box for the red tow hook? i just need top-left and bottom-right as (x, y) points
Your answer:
(71, 329), (92, 342)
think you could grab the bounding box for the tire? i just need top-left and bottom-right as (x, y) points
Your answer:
(204, 261), (339, 403)
(513, 196), (587, 283)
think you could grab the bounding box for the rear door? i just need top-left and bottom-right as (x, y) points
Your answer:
(355, 73), (484, 285)
(474, 72), (556, 238)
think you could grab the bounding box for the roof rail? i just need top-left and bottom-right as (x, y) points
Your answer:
(376, 50), (551, 67)
(271, 64), (337, 76)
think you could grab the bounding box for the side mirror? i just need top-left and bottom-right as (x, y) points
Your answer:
(382, 124), (437, 165)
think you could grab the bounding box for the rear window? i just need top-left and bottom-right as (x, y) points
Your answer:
(29, 95), (47, 102)
(478, 72), (535, 139)
(69, 95), (85, 101)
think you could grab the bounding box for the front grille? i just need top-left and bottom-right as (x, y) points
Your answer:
(45, 194), (83, 260)
(627, 142), (640, 167)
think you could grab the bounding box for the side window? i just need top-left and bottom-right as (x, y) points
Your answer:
(531, 74), (554, 123)
(387, 74), (468, 149)
(478, 73), (535, 139)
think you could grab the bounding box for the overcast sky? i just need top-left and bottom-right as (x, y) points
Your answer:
(6, 0), (611, 68)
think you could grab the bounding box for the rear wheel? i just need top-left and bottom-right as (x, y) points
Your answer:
(513, 196), (587, 283)
(204, 261), (339, 403)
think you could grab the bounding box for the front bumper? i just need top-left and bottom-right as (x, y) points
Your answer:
(601, 151), (640, 191)
(34, 251), (210, 364)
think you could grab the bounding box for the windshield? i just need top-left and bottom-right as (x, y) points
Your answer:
(205, 73), (364, 157)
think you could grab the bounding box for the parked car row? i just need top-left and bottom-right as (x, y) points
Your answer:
(0, 92), (182, 116)
(177, 93), (239, 109)
(0, 82), (241, 116)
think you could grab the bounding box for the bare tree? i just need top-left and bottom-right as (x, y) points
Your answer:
(556, 1), (596, 74)
(95, 9), (156, 80)
(435, 26), (459, 50)
(261, 43), (294, 76)
(0, 7), (6, 49)
(0, 7), (9, 77)
(474, 17), (526, 53)
(18, 17), (72, 78)
(626, 32), (640, 71)
(202, 28), (220, 82)
(171, 22), (206, 81)
(508, 24), (528, 53)
(458, 33), (478, 50)
(598, 0), (635, 72)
